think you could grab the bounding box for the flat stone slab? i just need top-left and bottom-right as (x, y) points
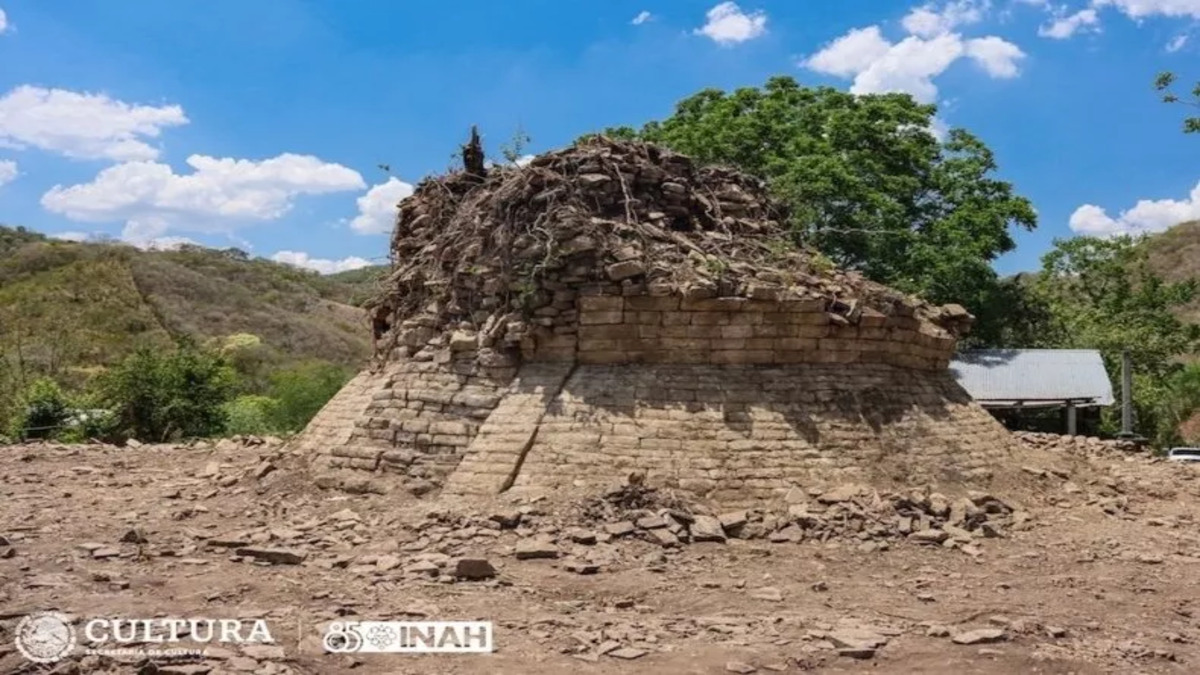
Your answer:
(749, 586), (784, 602)
(604, 522), (636, 537)
(234, 547), (306, 565)
(910, 529), (949, 544)
(828, 627), (889, 651)
(514, 540), (559, 560)
(690, 515), (726, 542)
(208, 537), (251, 548)
(952, 628), (1007, 645)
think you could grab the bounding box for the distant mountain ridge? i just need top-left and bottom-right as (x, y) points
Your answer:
(0, 225), (388, 387)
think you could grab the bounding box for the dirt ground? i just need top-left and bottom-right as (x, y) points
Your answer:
(3, 437), (1200, 675)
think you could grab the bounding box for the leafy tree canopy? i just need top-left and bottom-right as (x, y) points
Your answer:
(595, 76), (1037, 343)
(1155, 72), (1200, 134)
(1035, 235), (1200, 374)
(1030, 235), (1200, 444)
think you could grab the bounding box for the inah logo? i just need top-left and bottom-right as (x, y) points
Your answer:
(14, 612), (77, 663)
(323, 621), (493, 653)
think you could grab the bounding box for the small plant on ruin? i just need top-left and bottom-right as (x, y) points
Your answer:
(810, 251), (836, 276)
(500, 125), (533, 166)
(702, 256), (728, 276)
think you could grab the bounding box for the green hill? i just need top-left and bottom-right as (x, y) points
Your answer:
(1143, 219), (1200, 323)
(0, 225), (387, 391)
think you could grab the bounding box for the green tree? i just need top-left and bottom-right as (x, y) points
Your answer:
(209, 333), (283, 395)
(1155, 72), (1200, 134)
(595, 77), (1037, 340)
(1032, 235), (1200, 443)
(264, 361), (351, 432)
(964, 274), (1058, 349)
(12, 378), (71, 440)
(0, 356), (17, 439)
(1157, 363), (1200, 446)
(99, 339), (237, 442)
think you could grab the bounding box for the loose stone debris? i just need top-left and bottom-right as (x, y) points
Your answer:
(3, 432), (1200, 674)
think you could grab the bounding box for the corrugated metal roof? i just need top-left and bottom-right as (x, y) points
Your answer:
(949, 349), (1115, 407)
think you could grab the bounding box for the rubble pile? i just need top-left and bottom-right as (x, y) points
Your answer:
(564, 482), (1024, 556)
(381, 481), (1033, 575)
(1016, 432), (1142, 457)
(368, 136), (972, 364)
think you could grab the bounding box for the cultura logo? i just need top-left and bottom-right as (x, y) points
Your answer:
(14, 612), (77, 664)
(12, 612), (277, 664)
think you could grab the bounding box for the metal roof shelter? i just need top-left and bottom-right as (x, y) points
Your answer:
(950, 349), (1114, 435)
(950, 349), (1114, 408)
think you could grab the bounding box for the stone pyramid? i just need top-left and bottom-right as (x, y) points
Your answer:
(291, 137), (1016, 506)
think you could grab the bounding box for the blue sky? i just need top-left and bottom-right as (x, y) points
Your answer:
(0, 0), (1197, 275)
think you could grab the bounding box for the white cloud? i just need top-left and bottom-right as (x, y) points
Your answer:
(632, 11), (653, 25)
(50, 231), (91, 242)
(41, 153), (366, 242)
(349, 177), (414, 235)
(0, 158), (15, 186)
(0, 85), (188, 162)
(271, 250), (373, 275)
(1069, 181), (1200, 236)
(902, 1), (988, 38)
(695, 2), (767, 45)
(1038, 8), (1101, 38)
(964, 36), (1026, 77)
(1093, 0), (1200, 19)
(485, 154), (537, 170)
(803, 26), (893, 77)
(0, 8), (8, 34)
(805, 25), (1024, 102)
(131, 236), (199, 251)
(52, 228), (200, 249)
(1167, 33), (1190, 50)
(852, 34), (966, 101)
(929, 116), (952, 140)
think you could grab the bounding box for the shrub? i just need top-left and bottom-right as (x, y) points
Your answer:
(99, 340), (237, 442)
(14, 378), (71, 440)
(223, 395), (280, 436)
(60, 407), (117, 443)
(264, 361), (350, 432)
(210, 333), (282, 395)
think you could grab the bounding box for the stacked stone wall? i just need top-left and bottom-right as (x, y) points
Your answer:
(517, 292), (958, 371)
(290, 370), (377, 458)
(447, 363), (1013, 506)
(303, 357), (513, 486)
(298, 288), (987, 502)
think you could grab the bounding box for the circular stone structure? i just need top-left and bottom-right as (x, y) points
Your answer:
(292, 137), (1017, 506)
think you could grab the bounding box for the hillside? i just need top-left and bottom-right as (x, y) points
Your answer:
(0, 225), (387, 387)
(1143, 219), (1200, 323)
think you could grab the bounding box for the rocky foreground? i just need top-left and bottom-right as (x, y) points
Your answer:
(2, 434), (1200, 674)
